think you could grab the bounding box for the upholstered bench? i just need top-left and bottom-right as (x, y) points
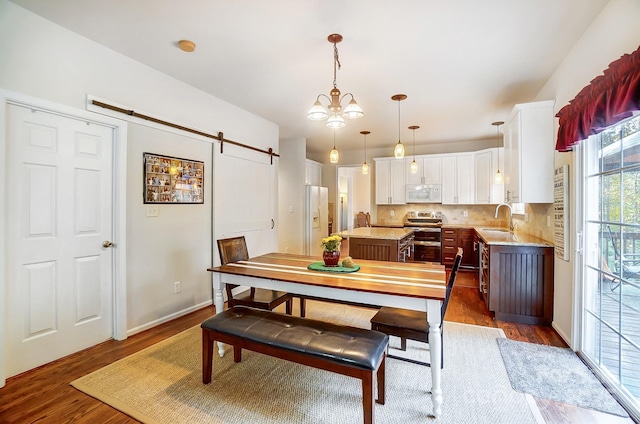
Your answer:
(202, 306), (389, 424)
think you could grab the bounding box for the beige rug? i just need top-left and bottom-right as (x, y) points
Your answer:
(72, 302), (543, 423)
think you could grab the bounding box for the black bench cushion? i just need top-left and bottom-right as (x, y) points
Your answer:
(202, 306), (389, 371)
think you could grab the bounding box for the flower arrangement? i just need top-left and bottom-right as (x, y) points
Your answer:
(321, 235), (342, 252)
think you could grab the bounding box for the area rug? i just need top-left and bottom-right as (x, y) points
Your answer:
(497, 338), (628, 417)
(72, 302), (543, 423)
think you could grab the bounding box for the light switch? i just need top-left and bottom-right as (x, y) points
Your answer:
(146, 205), (159, 217)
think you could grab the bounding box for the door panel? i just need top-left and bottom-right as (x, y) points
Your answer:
(5, 104), (114, 377)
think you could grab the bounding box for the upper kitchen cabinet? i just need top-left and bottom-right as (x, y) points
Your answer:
(504, 100), (555, 203)
(442, 153), (474, 204)
(474, 148), (504, 204)
(405, 156), (442, 185)
(375, 158), (406, 205)
(305, 159), (323, 186)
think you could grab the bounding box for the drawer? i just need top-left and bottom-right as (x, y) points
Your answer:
(442, 228), (457, 236)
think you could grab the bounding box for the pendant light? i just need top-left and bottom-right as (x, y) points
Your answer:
(360, 130), (370, 174)
(329, 131), (339, 163)
(392, 94), (407, 158)
(492, 121), (504, 184)
(409, 125), (419, 173)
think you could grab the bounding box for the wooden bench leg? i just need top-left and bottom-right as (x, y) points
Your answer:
(286, 298), (293, 315)
(362, 371), (375, 424)
(202, 329), (214, 384)
(233, 345), (242, 363)
(300, 297), (306, 317)
(377, 354), (386, 405)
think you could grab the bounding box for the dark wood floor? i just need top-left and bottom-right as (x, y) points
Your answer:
(0, 270), (633, 423)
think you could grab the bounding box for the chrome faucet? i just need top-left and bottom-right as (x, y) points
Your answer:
(494, 203), (514, 232)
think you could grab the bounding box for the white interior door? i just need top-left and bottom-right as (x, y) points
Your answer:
(5, 103), (114, 377)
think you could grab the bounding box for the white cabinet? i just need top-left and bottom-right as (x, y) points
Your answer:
(375, 158), (406, 204)
(405, 156), (442, 185)
(504, 100), (555, 203)
(305, 159), (323, 186)
(442, 153), (474, 204)
(474, 148), (504, 204)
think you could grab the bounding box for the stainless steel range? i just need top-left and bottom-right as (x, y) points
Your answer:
(403, 211), (443, 263)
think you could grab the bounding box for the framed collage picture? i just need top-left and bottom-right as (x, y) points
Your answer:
(143, 152), (204, 204)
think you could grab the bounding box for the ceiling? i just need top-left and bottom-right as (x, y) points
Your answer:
(11, 0), (609, 156)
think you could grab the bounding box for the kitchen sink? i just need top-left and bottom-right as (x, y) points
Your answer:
(481, 228), (511, 233)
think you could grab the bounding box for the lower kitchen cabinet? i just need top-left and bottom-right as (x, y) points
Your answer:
(441, 227), (478, 269)
(485, 244), (554, 326)
(349, 233), (414, 262)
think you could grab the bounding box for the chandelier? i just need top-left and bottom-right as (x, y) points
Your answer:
(307, 34), (364, 129)
(392, 94), (407, 158)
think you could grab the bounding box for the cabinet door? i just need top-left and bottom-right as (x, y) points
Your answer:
(305, 159), (322, 186)
(474, 150), (492, 204)
(389, 158), (406, 204)
(441, 156), (457, 204)
(458, 228), (478, 268)
(375, 159), (391, 204)
(423, 156), (442, 184)
(456, 154), (474, 204)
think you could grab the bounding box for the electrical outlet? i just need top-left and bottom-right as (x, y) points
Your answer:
(390, 210), (395, 217)
(174, 281), (181, 293)
(463, 210), (468, 217)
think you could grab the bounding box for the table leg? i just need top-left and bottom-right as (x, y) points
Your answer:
(426, 298), (443, 418)
(211, 272), (226, 357)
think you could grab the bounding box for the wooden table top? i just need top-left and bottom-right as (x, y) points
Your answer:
(208, 252), (447, 301)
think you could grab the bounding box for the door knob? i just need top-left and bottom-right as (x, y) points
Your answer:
(102, 240), (114, 248)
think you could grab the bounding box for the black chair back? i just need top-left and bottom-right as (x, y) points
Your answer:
(440, 247), (463, 323)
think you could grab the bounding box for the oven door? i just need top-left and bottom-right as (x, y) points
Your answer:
(410, 228), (441, 263)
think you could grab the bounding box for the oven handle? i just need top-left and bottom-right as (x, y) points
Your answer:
(413, 241), (441, 247)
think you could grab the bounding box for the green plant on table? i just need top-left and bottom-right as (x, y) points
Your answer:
(321, 235), (342, 252)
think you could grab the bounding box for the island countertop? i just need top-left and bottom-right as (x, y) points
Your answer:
(474, 227), (553, 247)
(335, 227), (414, 240)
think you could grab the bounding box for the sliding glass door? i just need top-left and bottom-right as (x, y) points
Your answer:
(581, 114), (640, 417)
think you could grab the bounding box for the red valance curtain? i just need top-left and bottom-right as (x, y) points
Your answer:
(555, 45), (640, 152)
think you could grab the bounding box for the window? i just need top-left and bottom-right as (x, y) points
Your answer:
(581, 113), (640, 417)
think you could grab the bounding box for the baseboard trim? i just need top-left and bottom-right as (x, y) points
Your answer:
(126, 300), (213, 337)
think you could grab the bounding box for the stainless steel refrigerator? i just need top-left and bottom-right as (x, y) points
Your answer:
(304, 185), (329, 257)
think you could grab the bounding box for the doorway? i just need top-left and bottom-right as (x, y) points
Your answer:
(336, 165), (371, 232)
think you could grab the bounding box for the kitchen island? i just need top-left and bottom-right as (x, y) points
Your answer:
(475, 227), (554, 325)
(335, 227), (414, 262)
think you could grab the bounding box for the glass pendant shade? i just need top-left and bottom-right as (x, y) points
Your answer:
(394, 141), (405, 159)
(307, 100), (329, 120)
(342, 99), (364, 119)
(410, 159), (418, 174)
(330, 147), (339, 163)
(326, 113), (346, 129)
(495, 169), (503, 184)
(362, 162), (369, 174)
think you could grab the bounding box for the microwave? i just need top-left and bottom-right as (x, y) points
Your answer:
(406, 184), (442, 203)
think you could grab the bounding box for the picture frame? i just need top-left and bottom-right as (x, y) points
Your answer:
(143, 152), (204, 204)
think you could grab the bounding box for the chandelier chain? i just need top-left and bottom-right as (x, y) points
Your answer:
(333, 42), (341, 89)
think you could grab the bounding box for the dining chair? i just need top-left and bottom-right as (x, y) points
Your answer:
(369, 247), (463, 368)
(217, 236), (293, 314)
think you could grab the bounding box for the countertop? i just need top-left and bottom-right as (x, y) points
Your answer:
(474, 227), (553, 247)
(335, 227), (414, 240)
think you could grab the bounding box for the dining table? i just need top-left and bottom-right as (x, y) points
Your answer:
(207, 252), (448, 418)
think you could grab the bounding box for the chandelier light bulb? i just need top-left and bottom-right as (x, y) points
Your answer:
(409, 125), (419, 173)
(394, 141), (405, 159)
(362, 162), (369, 174)
(326, 113), (345, 129)
(410, 160), (418, 174)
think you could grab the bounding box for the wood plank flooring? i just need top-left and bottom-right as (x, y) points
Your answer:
(0, 270), (634, 423)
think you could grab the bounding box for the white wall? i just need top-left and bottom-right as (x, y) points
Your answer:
(278, 138), (306, 254)
(0, 1), (279, 333)
(535, 0), (640, 346)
